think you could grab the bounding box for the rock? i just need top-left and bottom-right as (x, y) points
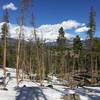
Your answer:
(63, 94), (81, 100)
(3, 88), (8, 91)
(46, 85), (53, 88)
(14, 86), (20, 90)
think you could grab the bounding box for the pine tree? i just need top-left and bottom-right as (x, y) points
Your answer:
(87, 7), (96, 83)
(73, 35), (82, 73)
(87, 7), (96, 42)
(1, 9), (9, 77)
(57, 27), (66, 48)
(57, 27), (66, 79)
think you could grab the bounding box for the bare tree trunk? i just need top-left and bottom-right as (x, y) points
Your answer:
(73, 56), (75, 75)
(29, 56), (32, 80)
(3, 33), (7, 77)
(61, 54), (65, 80)
(16, 33), (21, 86)
(91, 56), (98, 84)
(70, 55), (75, 88)
(16, 26), (23, 85)
(41, 43), (45, 85)
(34, 35), (41, 83)
(95, 57), (98, 80)
(91, 54), (94, 84)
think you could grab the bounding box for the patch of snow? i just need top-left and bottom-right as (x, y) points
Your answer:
(68, 90), (75, 94)
(0, 68), (100, 100)
(79, 95), (88, 100)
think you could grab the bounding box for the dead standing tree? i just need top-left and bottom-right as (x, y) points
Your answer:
(16, 26), (24, 85)
(31, 13), (42, 83)
(16, 0), (32, 85)
(16, 0), (24, 86)
(31, 29), (45, 84)
(28, 40), (33, 80)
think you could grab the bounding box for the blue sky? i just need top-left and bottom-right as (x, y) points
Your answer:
(0, 0), (100, 41)
(35, 0), (100, 38)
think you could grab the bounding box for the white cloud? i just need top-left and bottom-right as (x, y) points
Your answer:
(0, 20), (87, 42)
(3, 2), (17, 11)
(62, 20), (81, 29)
(38, 20), (83, 31)
(75, 26), (90, 33)
(36, 20), (85, 42)
(0, 23), (32, 39)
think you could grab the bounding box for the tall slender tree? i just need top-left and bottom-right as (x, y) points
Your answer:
(73, 35), (82, 54)
(73, 35), (82, 74)
(57, 27), (66, 79)
(1, 9), (9, 77)
(57, 27), (66, 48)
(16, 0), (33, 85)
(87, 7), (96, 83)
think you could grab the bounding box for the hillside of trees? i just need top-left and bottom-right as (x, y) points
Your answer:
(0, 0), (100, 87)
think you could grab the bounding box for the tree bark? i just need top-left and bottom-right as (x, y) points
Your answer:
(3, 33), (7, 77)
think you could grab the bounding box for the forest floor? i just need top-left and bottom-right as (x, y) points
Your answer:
(0, 68), (100, 100)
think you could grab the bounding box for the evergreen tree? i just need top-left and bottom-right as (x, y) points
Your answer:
(1, 9), (9, 77)
(57, 27), (66, 48)
(87, 7), (96, 43)
(57, 27), (66, 79)
(73, 35), (82, 72)
(73, 35), (82, 54)
(87, 7), (96, 83)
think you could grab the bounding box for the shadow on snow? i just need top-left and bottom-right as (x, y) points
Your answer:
(16, 86), (48, 100)
(75, 87), (100, 100)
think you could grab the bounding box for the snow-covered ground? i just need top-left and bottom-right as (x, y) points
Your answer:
(0, 68), (100, 100)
